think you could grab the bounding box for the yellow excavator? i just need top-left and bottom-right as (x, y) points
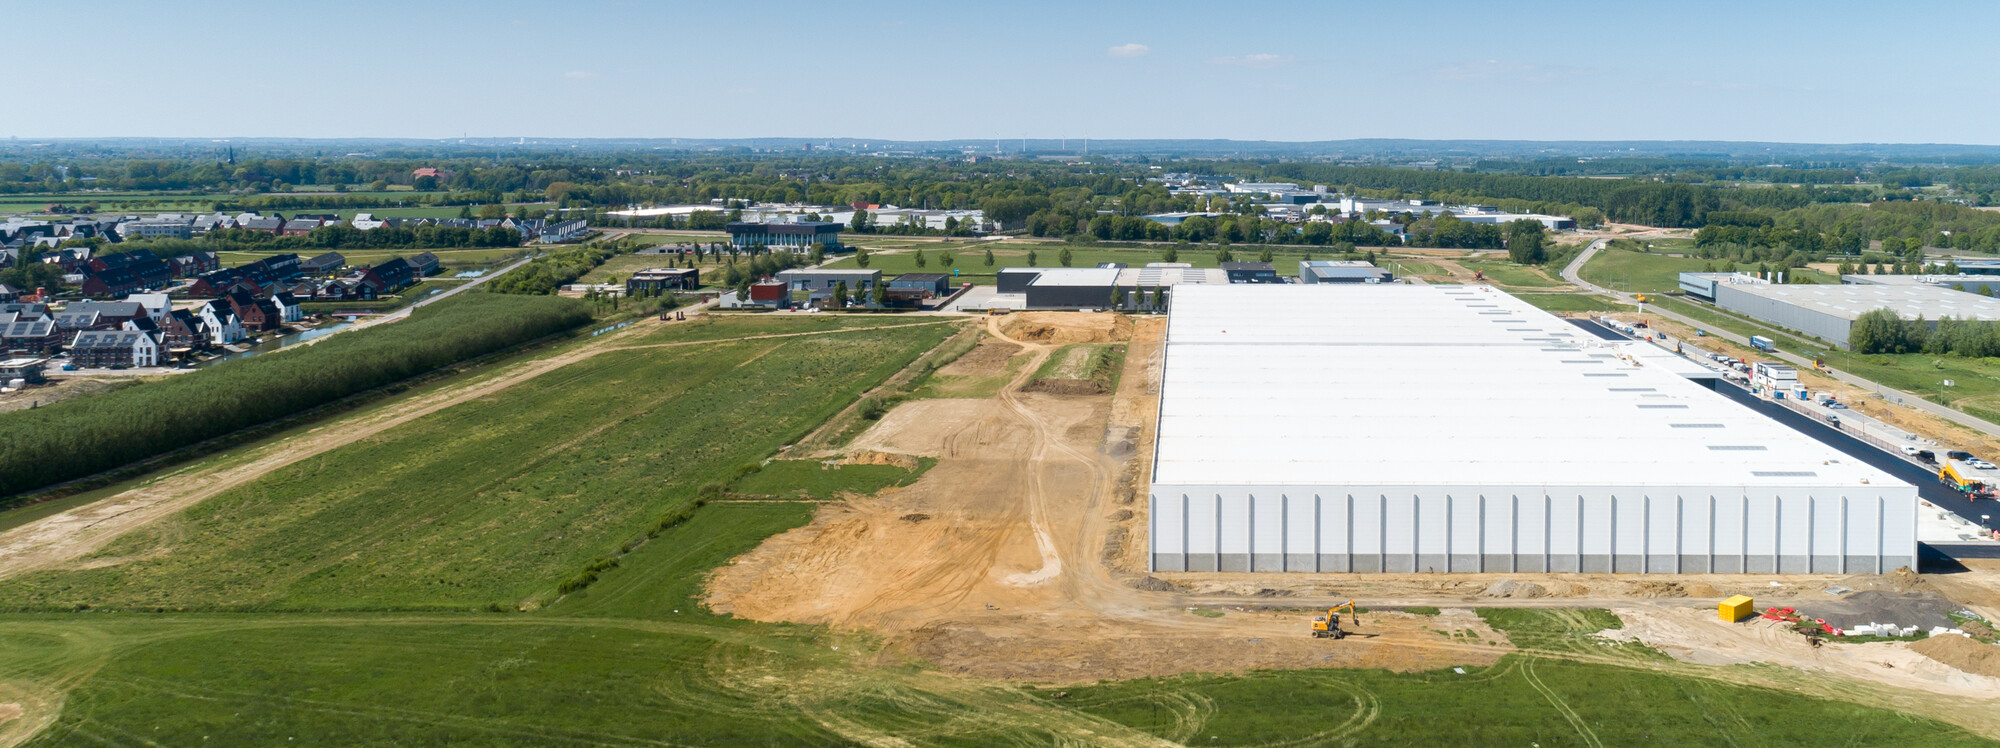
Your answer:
(1310, 600), (1361, 639)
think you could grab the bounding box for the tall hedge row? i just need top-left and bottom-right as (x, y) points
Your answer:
(0, 292), (591, 498)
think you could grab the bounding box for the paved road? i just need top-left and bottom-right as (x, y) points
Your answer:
(1574, 319), (2000, 564)
(1563, 238), (2000, 439)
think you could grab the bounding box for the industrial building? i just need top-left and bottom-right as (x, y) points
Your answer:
(1677, 271), (1768, 301)
(1299, 260), (1394, 284)
(1220, 261), (1281, 284)
(1712, 282), (2000, 349)
(1843, 273), (2000, 296)
(724, 221), (845, 252)
(1148, 284), (1916, 574)
(775, 268), (880, 293)
(626, 268), (700, 293)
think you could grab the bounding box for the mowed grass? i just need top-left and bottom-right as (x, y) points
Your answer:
(1580, 249), (1717, 293)
(1515, 292), (1636, 314)
(0, 319), (949, 612)
(1462, 260), (1564, 288)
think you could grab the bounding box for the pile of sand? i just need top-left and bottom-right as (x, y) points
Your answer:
(1000, 312), (1132, 345)
(840, 451), (921, 470)
(1912, 634), (2000, 677)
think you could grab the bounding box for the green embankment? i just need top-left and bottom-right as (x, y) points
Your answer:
(0, 293), (593, 500)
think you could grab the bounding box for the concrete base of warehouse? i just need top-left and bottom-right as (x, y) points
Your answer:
(1151, 553), (1915, 574)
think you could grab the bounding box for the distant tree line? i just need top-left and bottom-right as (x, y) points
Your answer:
(1846, 308), (2000, 357)
(0, 293), (592, 499)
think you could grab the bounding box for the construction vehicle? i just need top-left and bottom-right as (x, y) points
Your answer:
(1311, 600), (1361, 639)
(1941, 460), (1998, 499)
(1472, 270), (1487, 282)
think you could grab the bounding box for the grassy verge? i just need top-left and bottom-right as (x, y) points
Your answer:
(728, 458), (935, 502)
(1515, 292), (1636, 314)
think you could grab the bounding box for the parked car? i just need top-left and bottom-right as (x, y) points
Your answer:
(1915, 450), (1937, 464)
(1827, 414), (1841, 427)
(1972, 459), (1998, 470)
(1949, 450), (1975, 461)
(60, 364), (78, 371)
(1827, 402), (1847, 410)
(1902, 445), (1923, 456)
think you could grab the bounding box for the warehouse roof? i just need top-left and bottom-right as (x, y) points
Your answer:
(1153, 284), (1904, 488)
(1023, 268), (1120, 287)
(1116, 266), (1228, 287)
(1725, 282), (2000, 322)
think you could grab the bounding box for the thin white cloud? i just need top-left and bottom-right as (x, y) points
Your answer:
(1431, 59), (1581, 83)
(563, 71), (598, 80)
(1106, 43), (1150, 58)
(1209, 53), (1291, 68)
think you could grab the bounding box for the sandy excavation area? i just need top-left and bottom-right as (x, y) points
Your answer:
(708, 311), (2000, 704)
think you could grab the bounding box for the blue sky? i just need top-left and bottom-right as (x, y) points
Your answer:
(13, 0), (1997, 143)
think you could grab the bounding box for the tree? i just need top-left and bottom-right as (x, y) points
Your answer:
(1112, 286), (1128, 308)
(809, 243), (825, 265)
(850, 209), (871, 233)
(1215, 246), (1233, 263)
(939, 252), (954, 268)
(1027, 249), (1039, 266)
(1058, 248), (1073, 267)
(831, 281), (849, 308)
(479, 203), (508, 219)
(983, 248), (995, 267)
(913, 248), (928, 268)
(1505, 219), (1547, 264)
(1162, 245), (1180, 263)
(1258, 247), (1274, 263)
(872, 281), (889, 306)
(854, 247), (871, 268)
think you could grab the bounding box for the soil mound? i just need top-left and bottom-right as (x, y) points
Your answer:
(1681, 582), (1722, 598)
(1482, 579), (1549, 599)
(1129, 576), (1178, 592)
(1020, 379), (1108, 395)
(1912, 634), (2000, 677)
(1001, 312), (1131, 345)
(840, 451), (921, 470)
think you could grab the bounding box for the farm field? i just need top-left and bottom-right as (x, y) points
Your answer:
(0, 316), (952, 612)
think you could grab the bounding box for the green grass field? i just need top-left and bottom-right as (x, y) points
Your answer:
(1514, 292), (1637, 313)
(1463, 260), (1564, 288)
(0, 317), (950, 612)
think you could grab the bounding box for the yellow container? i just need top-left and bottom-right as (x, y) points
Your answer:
(1720, 595), (1754, 622)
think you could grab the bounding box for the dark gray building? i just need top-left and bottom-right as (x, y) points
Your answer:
(1006, 268), (1122, 310)
(1221, 261), (1281, 284)
(889, 273), (951, 297)
(1299, 260), (1393, 284)
(776, 268), (880, 292)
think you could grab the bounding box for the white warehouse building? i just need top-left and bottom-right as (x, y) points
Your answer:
(1148, 284), (1917, 574)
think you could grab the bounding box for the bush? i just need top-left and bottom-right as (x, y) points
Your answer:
(0, 293), (592, 498)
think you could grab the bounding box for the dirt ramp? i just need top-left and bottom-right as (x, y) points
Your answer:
(1000, 312), (1132, 345)
(1913, 634), (2000, 677)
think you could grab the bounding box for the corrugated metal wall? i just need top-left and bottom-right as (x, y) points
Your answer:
(1714, 285), (1854, 348)
(1150, 486), (1918, 574)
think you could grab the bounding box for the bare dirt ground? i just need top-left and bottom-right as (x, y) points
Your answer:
(0, 377), (124, 414)
(712, 314), (1506, 682)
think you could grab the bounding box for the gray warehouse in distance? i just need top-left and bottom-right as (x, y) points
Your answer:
(1712, 281), (2000, 349)
(1300, 260), (1394, 284)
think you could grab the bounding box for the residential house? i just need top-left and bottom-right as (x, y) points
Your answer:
(124, 293), (171, 323)
(50, 311), (103, 333)
(1, 318), (61, 355)
(79, 267), (145, 298)
(89, 250), (173, 287)
(408, 251), (439, 277)
(280, 218), (324, 236)
(349, 213), (389, 230)
(270, 291), (303, 323)
(69, 330), (160, 368)
(63, 301), (148, 328)
(0, 283), (17, 302)
(197, 300), (245, 345)
(536, 219), (590, 244)
(170, 251), (220, 278)
(300, 251), (346, 275)
(161, 309), (203, 350)
(227, 290), (276, 331)
(361, 257), (415, 296)
(239, 215), (287, 235)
